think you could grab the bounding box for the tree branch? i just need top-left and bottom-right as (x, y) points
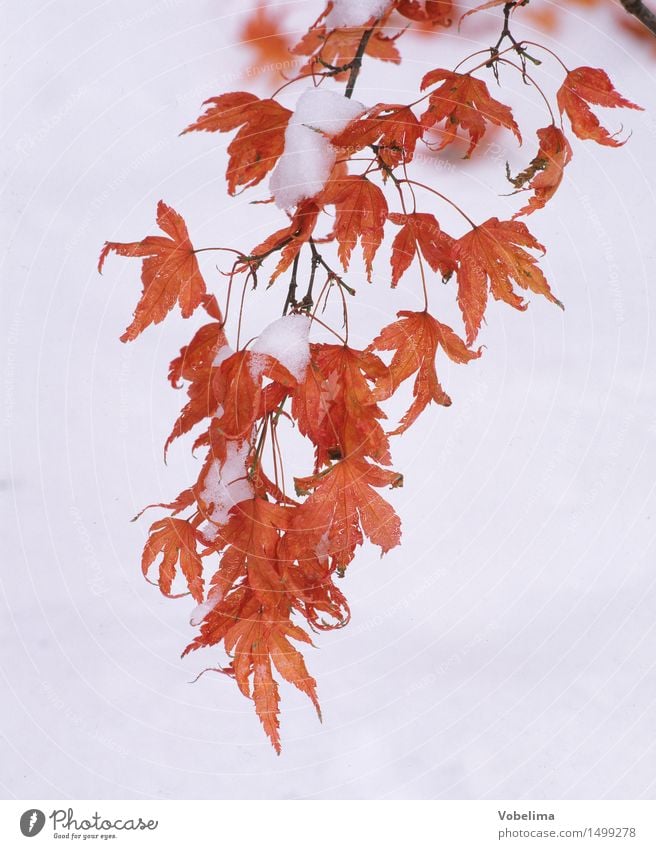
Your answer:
(345, 28), (374, 98)
(617, 0), (656, 37)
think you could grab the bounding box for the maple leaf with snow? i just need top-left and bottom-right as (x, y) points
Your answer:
(420, 69), (521, 157)
(98, 201), (206, 342)
(454, 218), (562, 343)
(557, 67), (642, 147)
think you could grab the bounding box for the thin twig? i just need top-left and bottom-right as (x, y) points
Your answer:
(283, 253), (300, 315)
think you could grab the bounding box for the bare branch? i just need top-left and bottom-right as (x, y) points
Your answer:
(616, 0), (656, 37)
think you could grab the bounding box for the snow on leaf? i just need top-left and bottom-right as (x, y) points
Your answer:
(98, 201), (206, 342)
(270, 89), (366, 210)
(325, 0), (393, 28)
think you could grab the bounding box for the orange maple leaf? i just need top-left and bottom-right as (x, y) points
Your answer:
(184, 493), (321, 754)
(454, 217), (562, 343)
(239, 3), (294, 79)
(212, 350), (297, 441)
(98, 201), (206, 342)
(168, 298), (227, 389)
(510, 125), (573, 218)
(387, 212), (456, 286)
(247, 200), (320, 283)
(182, 92), (292, 194)
(322, 175), (388, 280)
(142, 517), (204, 603)
(186, 585), (319, 754)
(293, 23), (401, 78)
(396, 0), (453, 26)
(331, 103), (423, 170)
(557, 66), (642, 147)
(293, 456), (402, 570)
(370, 310), (481, 432)
(291, 343), (392, 469)
(420, 69), (521, 157)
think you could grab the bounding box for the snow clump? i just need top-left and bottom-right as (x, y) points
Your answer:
(270, 88), (366, 210)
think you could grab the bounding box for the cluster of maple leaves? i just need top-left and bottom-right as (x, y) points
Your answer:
(99, 0), (641, 751)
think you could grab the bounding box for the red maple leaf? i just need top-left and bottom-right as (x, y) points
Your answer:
(247, 200), (320, 283)
(331, 103), (423, 170)
(420, 69), (521, 157)
(510, 125), (573, 217)
(293, 22), (401, 78)
(293, 456), (402, 570)
(239, 3), (294, 79)
(182, 92), (292, 193)
(370, 310), (481, 432)
(98, 201), (206, 342)
(396, 0), (453, 26)
(388, 212), (456, 286)
(557, 66), (642, 147)
(291, 343), (392, 469)
(142, 517), (204, 602)
(454, 217), (562, 343)
(321, 175), (388, 280)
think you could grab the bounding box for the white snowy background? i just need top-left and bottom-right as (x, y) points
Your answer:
(1, 0), (655, 799)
